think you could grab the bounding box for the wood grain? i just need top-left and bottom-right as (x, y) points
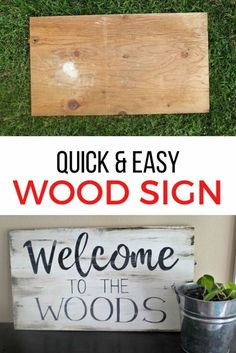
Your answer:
(30, 13), (209, 116)
(10, 227), (194, 331)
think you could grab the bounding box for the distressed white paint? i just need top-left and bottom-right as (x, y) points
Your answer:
(9, 227), (194, 331)
(62, 61), (78, 79)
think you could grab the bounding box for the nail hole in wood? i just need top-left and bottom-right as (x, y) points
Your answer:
(32, 37), (39, 44)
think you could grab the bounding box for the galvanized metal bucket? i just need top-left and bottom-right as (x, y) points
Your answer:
(175, 283), (236, 353)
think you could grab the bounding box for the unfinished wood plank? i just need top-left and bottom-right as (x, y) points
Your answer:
(10, 227), (194, 331)
(30, 13), (209, 116)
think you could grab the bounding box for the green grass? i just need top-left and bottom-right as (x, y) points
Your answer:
(0, 0), (235, 136)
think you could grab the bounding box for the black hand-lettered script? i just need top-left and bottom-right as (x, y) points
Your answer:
(23, 232), (179, 277)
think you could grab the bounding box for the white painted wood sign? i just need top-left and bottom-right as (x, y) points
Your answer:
(9, 227), (194, 331)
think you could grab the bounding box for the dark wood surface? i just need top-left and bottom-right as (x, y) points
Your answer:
(0, 324), (235, 353)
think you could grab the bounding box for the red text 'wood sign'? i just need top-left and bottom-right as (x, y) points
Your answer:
(10, 227), (194, 331)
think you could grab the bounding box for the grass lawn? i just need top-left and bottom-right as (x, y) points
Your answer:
(0, 0), (235, 136)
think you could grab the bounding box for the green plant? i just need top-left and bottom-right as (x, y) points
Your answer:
(197, 274), (236, 301)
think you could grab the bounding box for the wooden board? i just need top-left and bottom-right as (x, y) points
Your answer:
(30, 13), (209, 116)
(9, 226), (194, 331)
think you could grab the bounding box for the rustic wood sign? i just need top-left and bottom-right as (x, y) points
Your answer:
(10, 227), (194, 331)
(30, 13), (209, 116)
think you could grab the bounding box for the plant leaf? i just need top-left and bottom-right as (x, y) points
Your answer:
(197, 274), (215, 293)
(222, 282), (236, 290)
(229, 290), (236, 299)
(204, 289), (220, 301)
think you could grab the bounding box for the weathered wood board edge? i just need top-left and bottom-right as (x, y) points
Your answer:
(9, 225), (194, 234)
(29, 12), (208, 20)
